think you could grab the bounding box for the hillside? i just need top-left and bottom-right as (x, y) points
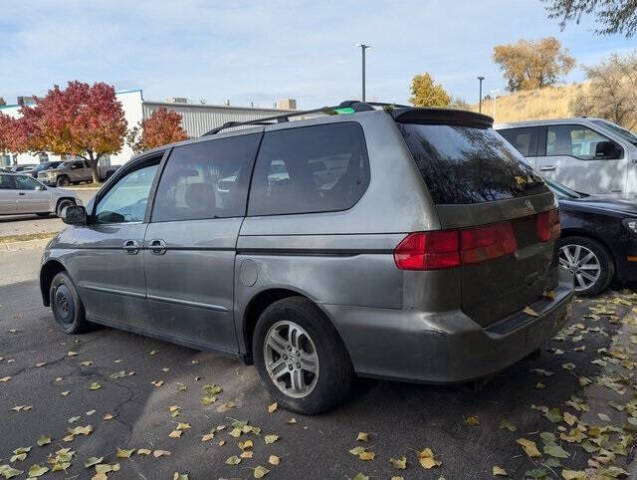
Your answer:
(471, 82), (590, 124)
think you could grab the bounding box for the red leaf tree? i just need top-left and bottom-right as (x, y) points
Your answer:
(127, 107), (188, 153)
(20, 81), (128, 182)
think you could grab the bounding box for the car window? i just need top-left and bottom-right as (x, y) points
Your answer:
(0, 175), (15, 190)
(248, 123), (370, 216)
(546, 125), (619, 159)
(95, 164), (158, 224)
(14, 175), (40, 190)
(152, 134), (261, 223)
(498, 127), (539, 157)
(399, 123), (547, 204)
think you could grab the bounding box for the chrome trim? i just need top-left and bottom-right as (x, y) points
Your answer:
(81, 283), (146, 299)
(147, 294), (229, 312)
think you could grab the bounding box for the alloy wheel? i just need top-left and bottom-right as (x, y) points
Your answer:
(559, 244), (601, 292)
(264, 320), (319, 399)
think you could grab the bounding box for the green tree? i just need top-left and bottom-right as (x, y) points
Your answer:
(545, 0), (637, 37)
(571, 51), (637, 130)
(493, 37), (575, 91)
(409, 73), (451, 107)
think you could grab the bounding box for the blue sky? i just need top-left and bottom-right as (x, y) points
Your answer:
(1, 0), (635, 109)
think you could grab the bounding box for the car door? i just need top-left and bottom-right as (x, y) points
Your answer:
(536, 124), (626, 194)
(66, 155), (162, 328)
(0, 174), (18, 214)
(13, 175), (51, 213)
(143, 132), (262, 353)
(69, 160), (89, 182)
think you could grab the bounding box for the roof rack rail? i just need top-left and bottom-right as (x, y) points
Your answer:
(201, 100), (412, 136)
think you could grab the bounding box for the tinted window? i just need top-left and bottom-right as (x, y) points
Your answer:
(546, 125), (619, 159)
(14, 175), (40, 190)
(152, 134), (260, 222)
(499, 127), (539, 157)
(0, 175), (15, 190)
(248, 123), (369, 216)
(399, 124), (548, 204)
(95, 164), (158, 224)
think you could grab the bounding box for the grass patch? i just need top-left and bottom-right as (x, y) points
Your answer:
(0, 232), (55, 244)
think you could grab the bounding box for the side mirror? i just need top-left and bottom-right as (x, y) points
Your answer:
(61, 205), (87, 226)
(595, 141), (622, 160)
(36, 185), (46, 191)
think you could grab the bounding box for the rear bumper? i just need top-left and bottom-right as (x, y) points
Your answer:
(324, 269), (574, 383)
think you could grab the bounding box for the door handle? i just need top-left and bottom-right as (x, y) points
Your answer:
(18, 192), (25, 196)
(539, 165), (556, 171)
(149, 239), (167, 255)
(123, 240), (140, 255)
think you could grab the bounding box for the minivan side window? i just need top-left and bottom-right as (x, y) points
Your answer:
(0, 175), (15, 189)
(248, 122), (370, 216)
(152, 134), (261, 223)
(94, 164), (158, 224)
(498, 127), (539, 157)
(14, 175), (41, 190)
(546, 125), (621, 160)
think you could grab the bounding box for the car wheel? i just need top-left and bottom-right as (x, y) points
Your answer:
(557, 236), (614, 296)
(56, 199), (75, 217)
(49, 271), (89, 334)
(253, 297), (354, 415)
(56, 176), (69, 187)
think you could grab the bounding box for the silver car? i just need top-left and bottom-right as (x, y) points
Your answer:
(497, 118), (637, 195)
(40, 102), (574, 414)
(0, 173), (79, 217)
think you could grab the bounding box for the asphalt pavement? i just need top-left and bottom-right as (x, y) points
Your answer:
(0, 244), (636, 479)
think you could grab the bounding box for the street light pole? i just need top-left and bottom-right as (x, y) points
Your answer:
(477, 76), (485, 113)
(355, 43), (371, 102)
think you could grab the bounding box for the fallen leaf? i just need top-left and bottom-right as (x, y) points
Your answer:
(0, 465), (23, 478)
(27, 464), (49, 477)
(544, 444), (570, 459)
(86, 410), (96, 416)
(351, 474), (369, 480)
(264, 434), (279, 444)
(598, 412), (611, 422)
(89, 382), (101, 391)
(239, 439), (254, 450)
(80, 361), (93, 367)
(103, 413), (115, 420)
(268, 402), (278, 413)
(517, 438), (541, 458)
(153, 450), (171, 458)
(84, 457), (104, 468)
(356, 432), (370, 442)
(417, 448), (442, 469)
(254, 465), (269, 478)
(116, 448), (135, 458)
(61, 391), (70, 396)
(493, 465), (508, 476)
(36, 435), (51, 446)
(359, 451), (375, 461)
(0, 376), (11, 382)
(151, 380), (164, 387)
(499, 420), (517, 432)
(561, 470), (585, 480)
(286, 417), (297, 424)
(464, 416), (480, 426)
(168, 430), (182, 438)
(240, 451), (254, 459)
(68, 425), (92, 435)
(173, 474), (188, 480)
(268, 455), (280, 466)
(523, 306), (539, 317)
(201, 433), (215, 442)
(95, 463), (120, 474)
(225, 455), (241, 465)
(390, 456), (407, 470)
(67, 351), (78, 357)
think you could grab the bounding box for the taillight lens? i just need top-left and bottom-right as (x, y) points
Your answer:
(537, 209), (560, 242)
(394, 221), (518, 271)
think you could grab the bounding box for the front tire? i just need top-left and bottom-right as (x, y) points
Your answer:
(56, 176), (70, 187)
(50, 272), (89, 334)
(253, 297), (354, 414)
(557, 236), (614, 296)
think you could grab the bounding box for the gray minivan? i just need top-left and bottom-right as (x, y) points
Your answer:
(40, 102), (574, 413)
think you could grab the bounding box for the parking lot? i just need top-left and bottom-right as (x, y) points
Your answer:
(0, 242), (635, 479)
(0, 188), (96, 240)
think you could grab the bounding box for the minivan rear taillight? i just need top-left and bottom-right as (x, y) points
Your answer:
(394, 221), (518, 271)
(536, 209), (560, 242)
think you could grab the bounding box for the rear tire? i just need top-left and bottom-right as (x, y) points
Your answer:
(56, 199), (75, 217)
(56, 176), (69, 187)
(253, 297), (354, 415)
(50, 271), (89, 334)
(557, 236), (614, 296)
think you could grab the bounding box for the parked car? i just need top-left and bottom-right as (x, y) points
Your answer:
(0, 172), (80, 217)
(29, 161), (63, 178)
(10, 163), (37, 173)
(544, 177), (637, 295)
(38, 159), (118, 186)
(497, 118), (637, 195)
(40, 102), (574, 414)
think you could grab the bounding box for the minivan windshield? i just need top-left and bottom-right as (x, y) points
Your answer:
(398, 123), (548, 204)
(592, 119), (637, 146)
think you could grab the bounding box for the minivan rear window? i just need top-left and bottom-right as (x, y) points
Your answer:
(398, 124), (548, 204)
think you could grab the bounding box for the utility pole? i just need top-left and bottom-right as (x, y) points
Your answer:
(355, 44), (371, 102)
(477, 76), (485, 113)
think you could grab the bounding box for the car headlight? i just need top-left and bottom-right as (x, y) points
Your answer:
(622, 218), (637, 234)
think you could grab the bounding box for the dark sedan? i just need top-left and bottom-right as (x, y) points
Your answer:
(547, 178), (637, 295)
